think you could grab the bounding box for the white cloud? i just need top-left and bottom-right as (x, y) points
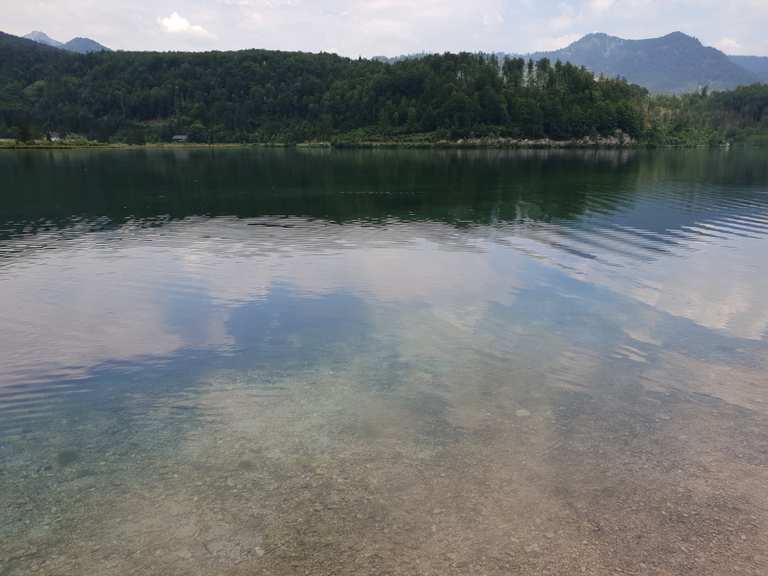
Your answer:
(537, 33), (582, 51)
(550, 4), (577, 31)
(158, 12), (215, 38)
(589, 0), (616, 12)
(715, 37), (744, 54)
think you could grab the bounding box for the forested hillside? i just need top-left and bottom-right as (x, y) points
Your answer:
(0, 31), (645, 143)
(644, 84), (768, 145)
(1, 31), (767, 146)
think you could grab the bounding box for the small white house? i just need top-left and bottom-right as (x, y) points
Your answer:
(172, 135), (189, 143)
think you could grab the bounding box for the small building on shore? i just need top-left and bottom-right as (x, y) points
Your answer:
(172, 134), (189, 143)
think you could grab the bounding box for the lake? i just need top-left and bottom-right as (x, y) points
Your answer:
(1, 148), (767, 575)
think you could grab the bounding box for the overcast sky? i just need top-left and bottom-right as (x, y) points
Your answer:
(3, 0), (768, 56)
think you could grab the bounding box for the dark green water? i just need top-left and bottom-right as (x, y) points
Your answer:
(1, 148), (767, 575)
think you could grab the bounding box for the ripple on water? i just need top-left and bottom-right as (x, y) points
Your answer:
(1, 148), (768, 575)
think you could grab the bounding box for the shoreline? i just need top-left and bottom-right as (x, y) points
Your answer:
(0, 138), (752, 151)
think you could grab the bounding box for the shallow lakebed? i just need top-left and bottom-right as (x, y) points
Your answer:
(1, 148), (767, 575)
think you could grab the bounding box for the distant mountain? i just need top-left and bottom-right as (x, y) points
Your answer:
(23, 30), (110, 53)
(729, 55), (768, 83)
(10, 28), (768, 94)
(23, 31), (63, 48)
(62, 37), (110, 54)
(530, 32), (756, 93)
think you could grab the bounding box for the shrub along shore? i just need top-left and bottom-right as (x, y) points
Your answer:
(0, 133), (759, 150)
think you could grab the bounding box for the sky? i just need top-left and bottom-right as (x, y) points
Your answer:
(3, 0), (768, 56)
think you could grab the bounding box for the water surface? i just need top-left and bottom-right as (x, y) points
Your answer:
(1, 148), (767, 575)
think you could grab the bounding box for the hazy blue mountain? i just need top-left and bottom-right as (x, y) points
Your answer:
(62, 37), (110, 54)
(530, 32), (756, 93)
(23, 31), (109, 53)
(23, 31), (63, 48)
(13, 29), (767, 92)
(730, 55), (768, 83)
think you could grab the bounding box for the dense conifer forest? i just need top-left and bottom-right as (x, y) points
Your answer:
(1, 31), (766, 145)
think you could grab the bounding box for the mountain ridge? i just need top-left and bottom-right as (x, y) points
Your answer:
(11, 30), (768, 93)
(729, 55), (768, 83)
(23, 31), (62, 48)
(528, 32), (757, 93)
(23, 30), (110, 53)
(377, 32), (766, 94)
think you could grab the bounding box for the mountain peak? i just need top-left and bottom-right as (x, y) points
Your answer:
(532, 31), (755, 93)
(23, 31), (110, 53)
(575, 32), (614, 43)
(660, 31), (701, 45)
(23, 31), (62, 48)
(63, 37), (111, 54)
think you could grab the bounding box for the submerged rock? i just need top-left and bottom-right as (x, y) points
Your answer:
(55, 450), (79, 468)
